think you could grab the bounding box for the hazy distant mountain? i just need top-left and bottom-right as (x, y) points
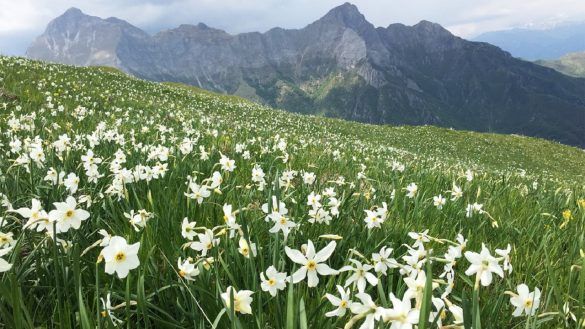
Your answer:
(27, 4), (585, 147)
(536, 51), (585, 78)
(474, 22), (585, 60)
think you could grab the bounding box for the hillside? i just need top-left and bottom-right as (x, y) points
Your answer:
(26, 4), (585, 148)
(536, 51), (585, 78)
(0, 56), (584, 328)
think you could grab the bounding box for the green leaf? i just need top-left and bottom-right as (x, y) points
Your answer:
(417, 260), (433, 329)
(299, 298), (308, 329)
(286, 278), (295, 329)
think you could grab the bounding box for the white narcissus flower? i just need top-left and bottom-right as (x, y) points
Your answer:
(219, 155), (236, 172)
(98, 229), (112, 247)
(403, 270), (437, 305)
(13, 199), (50, 232)
(328, 197), (340, 217)
(262, 196), (288, 222)
(465, 169), (474, 182)
(0, 247), (12, 272)
(306, 192), (322, 208)
(48, 196), (90, 233)
(324, 285), (353, 317)
(223, 204), (241, 235)
(495, 244), (513, 274)
(433, 194), (446, 209)
(450, 184), (463, 201)
(222, 204), (236, 224)
(376, 202), (388, 220)
(285, 240), (338, 287)
(509, 284), (541, 317)
(466, 203), (484, 218)
(364, 209), (383, 229)
(349, 293), (383, 329)
(448, 302), (464, 327)
(44, 167), (65, 185)
(268, 212), (296, 240)
(408, 230), (430, 248)
(238, 237), (257, 258)
(124, 209), (152, 232)
(302, 172), (316, 185)
(372, 246), (398, 275)
(464, 243), (504, 287)
(308, 207), (331, 225)
(430, 297), (446, 328)
(190, 229), (219, 256)
(209, 171), (223, 189)
(101, 236), (140, 279)
(100, 293), (123, 326)
(260, 266), (287, 297)
(63, 172), (80, 194)
(405, 183), (418, 198)
(221, 286), (253, 314)
(0, 231), (15, 249)
(177, 257), (200, 280)
(185, 182), (210, 204)
(181, 218), (197, 240)
(340, 259), (378, 293)
(380, 293), (420, 329)
(402, 244), (427, 274)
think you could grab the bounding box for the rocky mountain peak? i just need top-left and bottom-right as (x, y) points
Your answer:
(413, 20), (453, 37)
(317, 2), (370, 30)
(61, 7), (84, 18)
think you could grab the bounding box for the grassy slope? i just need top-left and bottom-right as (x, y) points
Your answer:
(536, 52), (585, 78)
(165, 70), (585, 182)
(0, 56), (584, 328)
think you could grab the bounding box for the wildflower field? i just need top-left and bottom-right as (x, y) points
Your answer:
(0, 56), (584, 328)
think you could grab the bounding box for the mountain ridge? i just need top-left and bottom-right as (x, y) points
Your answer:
(474, 22), (585, 60)
(26, 4), (585, 147)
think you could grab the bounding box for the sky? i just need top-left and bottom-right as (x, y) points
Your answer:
(1, 0), (585, 55)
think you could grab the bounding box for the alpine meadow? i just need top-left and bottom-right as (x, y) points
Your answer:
(0, 55), (584, 329)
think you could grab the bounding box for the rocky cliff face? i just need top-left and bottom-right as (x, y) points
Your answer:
(27, 8), (149, 68)
(27, 3), (585, 147)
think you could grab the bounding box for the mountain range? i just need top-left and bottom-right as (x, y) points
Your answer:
(474, 22), (585, 61)
(26, 3), (585, 147)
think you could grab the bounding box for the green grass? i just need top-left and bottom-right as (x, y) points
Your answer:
(0, 56), (584, 328)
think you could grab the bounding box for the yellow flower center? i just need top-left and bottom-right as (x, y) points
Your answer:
(306, 260), (317, 270)
(115, 252), (126, 262)
(524, 299), (533, 308)
(268, 278), (276, 286)
(279, 217), (287, 224)
(65, 210), (74, 218)
(340, 300), (348, 308)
